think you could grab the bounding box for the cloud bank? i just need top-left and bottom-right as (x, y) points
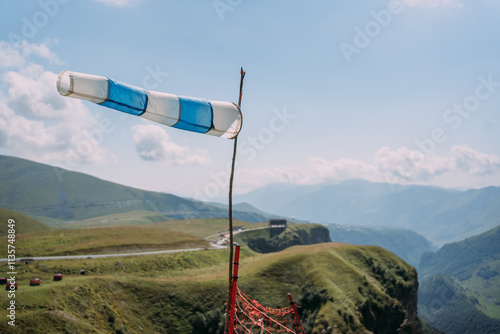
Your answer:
(235, 146), (500, 192)
(0, 41), (114, 168)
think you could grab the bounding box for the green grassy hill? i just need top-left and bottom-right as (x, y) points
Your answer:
(55, 210), (169, 229)
(328, 224), (436, 267)
(146, 217), (267, 238)
(0, 242), (422, 333)
(0, 225), (209, 257)
(239, 243), (422, 333)
(0, 207), (51, 236)
(0, 155), (268, 225)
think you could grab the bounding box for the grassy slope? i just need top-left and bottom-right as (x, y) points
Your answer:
(0, 226), (209, 257)
(0, 208), (51, 236)
(240, 243), (420, 333)
(419, 225), (500, 280)
(54, 210), (169, 229)
(0, 243), (421, 333)
(0, 217), (269, 258)
(0, 155), (266, 224)
(0, 250), (230, 333)
(146, 217), (267, 238)
(461, 258), (500, 319)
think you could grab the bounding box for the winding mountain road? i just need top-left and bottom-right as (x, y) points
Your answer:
(0, 245), (226, 263)
(0, 226), (267, 263)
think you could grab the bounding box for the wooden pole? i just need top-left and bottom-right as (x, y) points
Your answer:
(230, 68), (245, 283)
(225, 67), (245, 334)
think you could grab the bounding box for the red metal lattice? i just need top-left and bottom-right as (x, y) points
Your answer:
(233, 288), (304, 334)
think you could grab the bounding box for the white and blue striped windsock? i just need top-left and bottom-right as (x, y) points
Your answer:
(56, 70), (242, 139)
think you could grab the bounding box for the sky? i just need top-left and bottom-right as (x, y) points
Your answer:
(0, 0), (499, 202)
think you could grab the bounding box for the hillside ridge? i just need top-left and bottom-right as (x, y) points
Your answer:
(0, 155), (268, 225)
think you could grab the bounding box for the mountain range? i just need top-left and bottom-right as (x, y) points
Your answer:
(3, 154), (499, 249)
(328, 224), (436, 267)
(0, 155), (269, 226)
(235, 180), (500, 246)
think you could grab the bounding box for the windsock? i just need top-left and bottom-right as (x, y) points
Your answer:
(56, 70), (242, 139)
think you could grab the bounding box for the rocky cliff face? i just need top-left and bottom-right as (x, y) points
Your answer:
(241, 224), (331, 253)
(296, 225), (332, 245)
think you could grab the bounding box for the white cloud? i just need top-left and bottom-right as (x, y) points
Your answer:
(0, 41), (25, 69)
(308, 157), (377, 182)
(402, 0), (463, 8)
(0, 41), (114, 168)
(18, 41), (62, 64)
(450, 145), (500, 175)
(132, 123), (211, 166)
(92, 0), (143, 7)
(233, 146), (500, 192)
(0, 41), (61, 69)
(373, 146), (452, 182)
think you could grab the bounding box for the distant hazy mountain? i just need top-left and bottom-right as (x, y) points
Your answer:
(206, 201), (275, 219)
(328, 224), (436, 267)
(0, 155), (268, 225)
(235, 180), (500, 246)
(418, 226), (500, 333)
(419, 225), (500, 281)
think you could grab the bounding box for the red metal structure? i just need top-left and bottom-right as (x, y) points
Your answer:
(288, 293), (306, 334)
(227, 243), (306, 334)
(228, 244), (241, 334)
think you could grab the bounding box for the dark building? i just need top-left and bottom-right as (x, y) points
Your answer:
(268, 219), (287, 228)
(268, 219), (287, 237)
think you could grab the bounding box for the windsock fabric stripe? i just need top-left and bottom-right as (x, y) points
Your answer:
(100, 79), (148, 116)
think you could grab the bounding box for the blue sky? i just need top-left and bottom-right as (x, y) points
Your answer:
(0, 0), (499, 202)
